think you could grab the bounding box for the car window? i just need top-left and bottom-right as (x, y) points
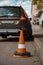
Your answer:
(0, 7), (21, 17)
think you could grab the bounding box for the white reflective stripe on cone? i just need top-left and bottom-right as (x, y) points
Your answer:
(18, 44), (25, 48)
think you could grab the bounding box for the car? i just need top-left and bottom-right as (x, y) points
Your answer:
(33, 19), (39, 25)
(33, 21), (39, 25)
(33, 21), (36, 25)
(0, 6), (33, 40)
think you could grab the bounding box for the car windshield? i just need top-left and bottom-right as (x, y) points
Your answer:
(0, 7), (21, 17)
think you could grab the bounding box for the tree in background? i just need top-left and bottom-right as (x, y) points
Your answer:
(33, 0), (43, 11)
(32, 0), (38, 5)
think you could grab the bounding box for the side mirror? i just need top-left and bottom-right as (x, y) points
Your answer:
(29, 18), (32, 21)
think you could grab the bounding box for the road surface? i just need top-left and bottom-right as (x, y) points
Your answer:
(0, 24), (43, 65)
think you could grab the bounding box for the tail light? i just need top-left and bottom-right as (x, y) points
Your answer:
(20, 17), (28, 31)
(20, 17), (28, 22)
(21, 17), (25, 20)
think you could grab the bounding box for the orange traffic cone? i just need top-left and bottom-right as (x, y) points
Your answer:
(13, 30), (31, 58)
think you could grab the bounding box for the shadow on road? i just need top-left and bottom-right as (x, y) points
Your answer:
(0, 34), (43, 42)
(34, 34), (43, 38)
(1, 34), (43, 42)
(0, 36), (34, 42)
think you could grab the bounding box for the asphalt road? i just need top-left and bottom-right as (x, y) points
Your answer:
(0, 24), (43, 65)
(32, 25), (43, 35)
(38, 38), (43, 44)
(0, 38), (42, 65)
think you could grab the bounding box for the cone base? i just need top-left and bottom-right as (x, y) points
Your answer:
(13, 55), (29, 58)
(13, 51), (31, 58)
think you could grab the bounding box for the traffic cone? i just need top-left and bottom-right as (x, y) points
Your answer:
(13, 30), (31, 58)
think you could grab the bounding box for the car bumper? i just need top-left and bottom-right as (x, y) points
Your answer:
(0, 29), (20, 33)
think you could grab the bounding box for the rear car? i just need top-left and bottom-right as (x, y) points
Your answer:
(0, 6), (33, 39)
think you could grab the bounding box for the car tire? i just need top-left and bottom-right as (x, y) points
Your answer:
(25, 35), (34, 41)
(24, 30), (34, 41)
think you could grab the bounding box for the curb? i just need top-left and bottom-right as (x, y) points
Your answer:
(34, 38), (43, 64)
(40, 24), (43, 28)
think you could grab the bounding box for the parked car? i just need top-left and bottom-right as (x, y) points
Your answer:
(33, 16), (39, 25)
(33, 21), (36, 25)
(0, 6), (33, 39)
(33, 21), (39, 25)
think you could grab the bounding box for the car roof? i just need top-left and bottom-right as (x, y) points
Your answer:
(0, 6), (21, 8)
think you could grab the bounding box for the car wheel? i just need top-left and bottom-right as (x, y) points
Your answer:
(24, 30), (34, 41)
(25, 35), (34, 41)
